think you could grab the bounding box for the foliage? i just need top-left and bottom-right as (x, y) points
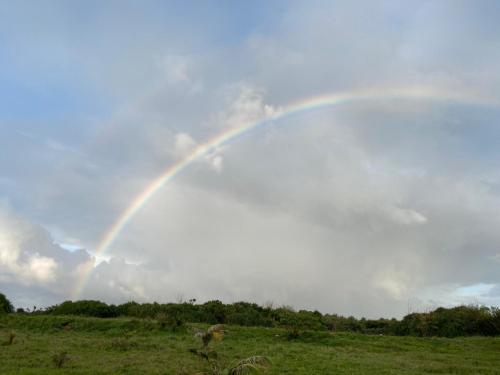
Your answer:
(0, 293), (14, 314)
(46, 300), (118, 318)
(189, 325), (269, 375)
(396, 305), (500, 337)
(37, 297), (500, 337)
(228, 356), (271, 375)
(52, 350), (69, 368)
(196, 324), (225, 347)
(2, 332), (16, 346)
(1, 314), (500, 374)
(156, 309), (185, 332)
(276, 308), (302, 340)
(196, 356), (271, 375)
(226, 302), (274, 327)
(107, 334), (139, 351)
(201, 300), (228, 324)
(190, 324), (226, 360)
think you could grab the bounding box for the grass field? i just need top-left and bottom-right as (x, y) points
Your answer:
(1, 315), (499, 374)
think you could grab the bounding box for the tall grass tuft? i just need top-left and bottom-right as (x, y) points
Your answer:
(196, 324), (225, 347)
(194, 356), (271, 375)
(2, 332), (16, 346)
(228, 356), (271, 375)
(190, 324), (225, 362)
(108, 334), (139, 351)
(52, 351), (69, 368)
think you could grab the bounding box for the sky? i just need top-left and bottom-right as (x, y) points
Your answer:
(1, 0), (500, 318)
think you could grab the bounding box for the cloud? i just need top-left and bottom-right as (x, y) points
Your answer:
(207, 84), (280, 131)
(0, 204), (92, 306)
(172, 132), (223, 173)
(159, 55), (192, 84)
(25, 254), (58, 283)
(1, 0), (500, 317)
(209, 155), (223, 173)
(157, 54), (204, 94)
(388, 207), (427, 226)
(173, 133), (197, 158)
(0, 205), (59, 285)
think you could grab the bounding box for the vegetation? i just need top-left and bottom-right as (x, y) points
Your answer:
(195, 324), (225, 349)
(195, 356), (271, 375)
(5, 332), (16, 346)
(189, 323), (270, 374)
(0, 292), (14, 314)
(37, 299), (500, 338)
(52, 351), (69, 369)
(1, 292), (499, 372)
(1, 314), (499, 374)
(190, 324), (225, 361)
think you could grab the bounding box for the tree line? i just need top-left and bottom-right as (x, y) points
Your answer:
(2, 293), (499, 337)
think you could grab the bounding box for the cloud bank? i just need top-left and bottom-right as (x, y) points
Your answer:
(1, 0), (500, 317)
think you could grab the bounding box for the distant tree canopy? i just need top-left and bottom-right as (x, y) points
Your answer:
(34, 298), (500, 337)
(396, 306), (500, 337)
(46, 300), (117, 318)
(0, 292), (14, 314)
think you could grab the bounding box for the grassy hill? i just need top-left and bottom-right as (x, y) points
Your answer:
(1, 314), (500, 374)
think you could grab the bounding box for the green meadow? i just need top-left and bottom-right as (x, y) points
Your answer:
(1, 314), (499, 374)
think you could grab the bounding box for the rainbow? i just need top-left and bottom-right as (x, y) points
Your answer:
(71, 85), (499, 299)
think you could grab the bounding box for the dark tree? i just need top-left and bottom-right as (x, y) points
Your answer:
(0, 292), (14, 314)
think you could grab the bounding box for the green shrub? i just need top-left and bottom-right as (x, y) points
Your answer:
(36, 298), (500, 338)
(0, 293), (14, 314)
(156, 311), (185, 332)
(46, 300), (118, 318)
(395, 306), (500, 337)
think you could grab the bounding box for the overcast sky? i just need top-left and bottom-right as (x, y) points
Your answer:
(1, 0), (500, 318)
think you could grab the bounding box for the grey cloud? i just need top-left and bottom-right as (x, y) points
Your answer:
(1, 1), (500, 317)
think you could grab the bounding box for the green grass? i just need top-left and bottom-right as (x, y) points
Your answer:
(1, 315), (499, 374)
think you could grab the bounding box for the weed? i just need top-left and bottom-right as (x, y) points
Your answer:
(107, 332), (139, 351)
(195, 324), (225, 347)
(228, 356), (271, 375)
(2, 332), (16, 345)
(286, 326), (301, 341)
(195, 356), (271, 375)
(52, 351), (69, 368)
(190, 324), (225, 362)
(110, 337), (139, 351)
(191, 325), (270, 374)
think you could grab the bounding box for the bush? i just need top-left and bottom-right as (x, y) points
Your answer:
(0, 293), (14, 314)
(395, 306), (500, 337)
(46, 300), (118, 318)
(201, 300), (227, 324)
(38, 298), (500, 338)
(156, 311), (185, 332)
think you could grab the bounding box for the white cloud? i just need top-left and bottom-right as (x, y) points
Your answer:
(173, 132), (197, 158)
(208, 84), (280, 130)
(0, 204), (91, 305)
(374, 270), (412, 300)
(388, 207), (427, 226)
(208, 154), (223, 173)
(25, 254), (58, 283)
